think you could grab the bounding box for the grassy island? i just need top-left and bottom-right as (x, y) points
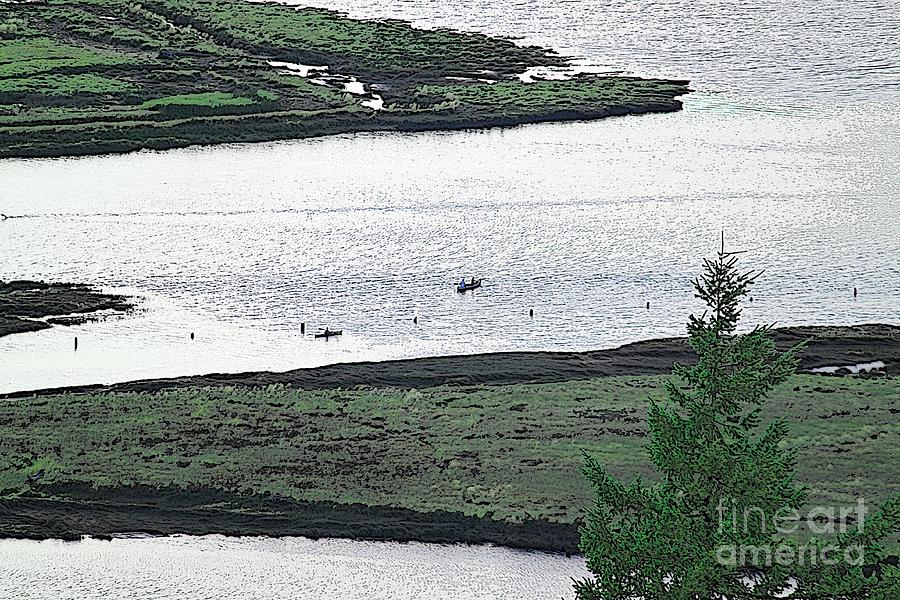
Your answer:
(0, 0), (689, 158)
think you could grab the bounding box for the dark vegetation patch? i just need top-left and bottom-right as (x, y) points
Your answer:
(0, 279), (132, 338)
(0, 482), (581, 553)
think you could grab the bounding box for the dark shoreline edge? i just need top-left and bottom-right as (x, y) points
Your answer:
(0, 98), (686, 161)
(2, 483), (581, 554)
(4, 323), (898, 400)
(7, 486), (896, 576)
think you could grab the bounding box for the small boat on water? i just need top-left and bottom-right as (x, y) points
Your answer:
(314, 329), (342, 338)
(457, 279), (482, 292)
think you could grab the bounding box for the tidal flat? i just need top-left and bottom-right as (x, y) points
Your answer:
(0, 0), (689, 158)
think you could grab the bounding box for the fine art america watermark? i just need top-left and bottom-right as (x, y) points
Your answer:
(715, 498), (869, 567)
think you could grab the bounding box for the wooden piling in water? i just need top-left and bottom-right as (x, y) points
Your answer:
(301, 322), (305, 334)
(74, 336), (78, 351)
(190, 332), (194, 340)
(854, 287), (858, 298)
(529, 308), (534, 318)
(413, 316), (418, 325)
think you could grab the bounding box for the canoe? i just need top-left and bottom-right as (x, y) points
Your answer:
(457, 279), (482, 292)
(314, 330), (342, 338)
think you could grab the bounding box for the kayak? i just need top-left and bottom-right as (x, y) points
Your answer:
(457, 279), (482, 292)
(314, 330), (342, 338)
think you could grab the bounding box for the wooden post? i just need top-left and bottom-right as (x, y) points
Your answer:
(300, 322), (305, 334)
(190, 332), (194, 340)
(74, 336), (78, 351)
(853, 287), (857, 298)
(529, 308), (534, 318)
(413, 316), (418, 325)
(646, 301), (650, 310)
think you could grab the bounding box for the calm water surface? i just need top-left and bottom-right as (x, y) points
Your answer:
(0, 536), (589, 599)
(1, 0), (898, 392)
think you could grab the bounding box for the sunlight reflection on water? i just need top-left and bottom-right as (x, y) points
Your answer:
(0, 536), (590, 600)
(1, 0), (898, 392)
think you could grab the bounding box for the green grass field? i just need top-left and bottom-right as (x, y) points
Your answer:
(2, 374), (896, 531)
(142, 0), (560, 79)
(139, 91), (257, 109)
(0, 0), (687, 157)
(0, 37), (137, 77)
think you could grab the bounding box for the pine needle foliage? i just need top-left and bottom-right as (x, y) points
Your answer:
(576, 240), (899, 600)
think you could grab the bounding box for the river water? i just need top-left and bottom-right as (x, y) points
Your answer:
(0, 535), (589, 599)
(1, 0), (898, 393)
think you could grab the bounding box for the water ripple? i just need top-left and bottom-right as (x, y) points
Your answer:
(0, 536), (589, 600)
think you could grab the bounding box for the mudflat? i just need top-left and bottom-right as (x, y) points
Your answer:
(5, 324), (897, 398)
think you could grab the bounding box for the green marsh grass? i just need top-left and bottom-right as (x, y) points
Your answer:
(1, 375), (896, 528)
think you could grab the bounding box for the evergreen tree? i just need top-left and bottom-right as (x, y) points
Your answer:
(576, 239), (899, 599)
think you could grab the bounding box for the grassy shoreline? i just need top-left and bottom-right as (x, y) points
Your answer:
(0, 97), (685, 159)
(0, 0), (689, 158)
